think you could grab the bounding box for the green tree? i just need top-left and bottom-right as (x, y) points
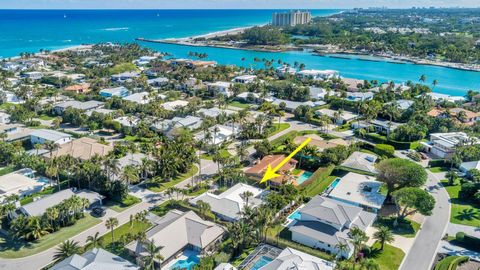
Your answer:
(392, 187), (435, 220)
(376, 158), (427, 197)
(142, 240), (164, 270)
(54, 240), (80, 261)
(373, 226), (394, 250)
(105, 217), (119, 243)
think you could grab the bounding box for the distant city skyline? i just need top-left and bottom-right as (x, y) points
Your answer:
(0, 0), (479, 9)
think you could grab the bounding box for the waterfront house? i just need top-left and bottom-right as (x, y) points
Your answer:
(315, 108), (359, 124)
(232, 75), (257, 84)
(246, 155), (298, 186)
(64, 83), (91, 94)
(44, 137), (114, 160)
(296, 69), (339, 81)
(99, 86), (130, 98)
(53, 100), (104, 115)
(50, 248), (139, 270)
(276, 65), (297, 77)
(427, 107), (480, 125)
(30, 129), (72, 145)
(126, 210), (224, 268)
(260, 247), (335, 270)
(425, 93), (465, 103)
(421, 132), (477, 159)
(111, 71), (140, 83)
(327, 172), (386, 213)
(289, 195), (377, 259)
(340, 151), (378, 174)
(19, 188), (104, 217)
(0, 169), (45, 202)
(190, 183), (266, 221)
(207, 81), (233, 97)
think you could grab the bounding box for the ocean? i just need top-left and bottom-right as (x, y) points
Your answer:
(0, 9), (478, 96)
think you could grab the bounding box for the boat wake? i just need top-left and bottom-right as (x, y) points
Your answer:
(101, 27), (129, 31)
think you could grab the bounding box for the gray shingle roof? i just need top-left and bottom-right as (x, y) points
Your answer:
(300, 196), (362, 228)
(50, 248), (139, 270)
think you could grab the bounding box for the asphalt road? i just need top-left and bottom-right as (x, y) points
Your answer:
(399, 170), (450, 270)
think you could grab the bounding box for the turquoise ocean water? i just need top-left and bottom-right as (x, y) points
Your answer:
(0, 10), (478, 95)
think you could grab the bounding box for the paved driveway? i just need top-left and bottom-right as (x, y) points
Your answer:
(399, 170), (451, 270)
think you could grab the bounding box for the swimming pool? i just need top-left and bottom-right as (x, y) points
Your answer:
(296, 171), (313, 185)
(330, 178), (341, 189)
(36, 176), (50, 184)
(170, 251), (200, 270)
(250, 256), (273, 270)
(287, 210), (301, 221)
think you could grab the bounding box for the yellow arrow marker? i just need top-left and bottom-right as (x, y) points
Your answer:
(260, 137), (312, 184)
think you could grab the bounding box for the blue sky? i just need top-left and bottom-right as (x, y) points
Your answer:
(1, 0), (479, 9)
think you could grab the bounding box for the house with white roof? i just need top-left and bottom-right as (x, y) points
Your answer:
(197, 107), (236, 118)
(276, 65), (297, 77)
(50, 248), (139, 270)
(53, 100), (104, 115)
(424, 93), (465, 103)
(0, 91), (24, 104)
(340, 151), (378, 174)
(421, 132), (477, 159)
(100, 86), (130, 98)
(19, 188), (104, 217)
(111, 71), (140, 83)
(315, 108), (359, 124)
(30, 129), (72, 145)
(134, 56), (157, 66)
(147, 77), (169, 87)
(351, 119), (403, 134)
(309, 87), (338, 100)
(260, 247), (335, 270)
(0, 123), (33, 142)
(386, 99), (414, 111)
(0, 112), (10, 124)
(194, 124), (237, 145)
(345, 91), (374, 102)
(270, 98), (322, 112)
(215, 263), (237, 270)
(190, 183), (265, 221)
(122, 92), (151, 105)
(207, 81), (233, 97)
(0, 169), (45, 202)
(232, 75), (257, 84)
(235, 92), (263, 103)
(161, 100), (189, 111)
(459, 160), (480, 175)
(289, 196), (377, 259)
(114, 116), (140, 128)
(327, 172), (386, 212)
(22, 71), (43, 80)
(151, 116), (203, 137)
(296, 70), (339, 81)
(126, 210), (224, 267)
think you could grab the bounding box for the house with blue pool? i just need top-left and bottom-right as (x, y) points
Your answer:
(289, 195), (377, 259)
(99, 86), (130, 98)
(126, 209), (225, 269)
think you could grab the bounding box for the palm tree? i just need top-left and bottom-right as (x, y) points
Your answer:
(25, 216), (49, 240)
(86, 232), (102, 248)
(350, 227), (369, 270)
(373, 226), (394, 250)
(334, 242), (349, 260)
(240, 191), (254, 207)
(54, 240), (80, 261)
(105, 217), (119, 243)
(432, 79), (438, 90)
(360, 258), (380, 270)
(142, 240), (164, 270)
(419, 74), (427, 83)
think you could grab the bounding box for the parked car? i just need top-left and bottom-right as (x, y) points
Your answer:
(91, 206), (106, 217)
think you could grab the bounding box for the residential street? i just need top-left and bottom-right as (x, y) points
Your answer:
(399, 170), (451, 270)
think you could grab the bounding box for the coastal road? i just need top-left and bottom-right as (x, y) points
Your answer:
(399, 170), (450, 270)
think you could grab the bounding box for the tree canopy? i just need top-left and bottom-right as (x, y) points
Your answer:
(376, 158), (427, 195)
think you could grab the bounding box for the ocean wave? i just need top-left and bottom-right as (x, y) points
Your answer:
(101, 27), (129, 31)
(62, 39), (72, 43)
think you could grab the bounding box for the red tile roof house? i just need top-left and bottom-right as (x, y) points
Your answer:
(246, 154), (299, 186)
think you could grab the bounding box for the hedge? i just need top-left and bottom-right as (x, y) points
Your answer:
(429, 159), (450, 168)
(455, 232), (480, 252)
(374, 144), (395, 157)
(434, 256), (469, 270)
(364, 133), (412, 150)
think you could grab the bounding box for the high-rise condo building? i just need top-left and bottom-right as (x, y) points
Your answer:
(272, 10), (312, 27)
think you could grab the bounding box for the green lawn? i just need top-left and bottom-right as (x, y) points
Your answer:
(147, 166), (198, 193)
(429, 167), (449, 173)
(0, 165), (15, 176)
(200, 149), (231, 160)
(108, 62), (139, 75)
(300, 165), (336, 197)
(151, 199), (217, 221)
(268, 123), (290, 137)
(374, 217), (421, 238)
(441, 181), (480, 227)
(0, 215), (101, 258)
(19, 186), (57, 205)
(228, 101), (252, 109)
(38, 114), (56, 121)
(85, 220), (151, 250)
(105, 195), (141, 212)
(367, 242), (405, 270)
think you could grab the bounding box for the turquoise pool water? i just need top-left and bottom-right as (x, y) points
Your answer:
(288, 210), (301, 221)
(250, 256), (273, 270)
(296, 171), (313, 185)
(330, 178), (341, 189)
(36, 177), (50, 184)
(170, 254), (200, 270)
